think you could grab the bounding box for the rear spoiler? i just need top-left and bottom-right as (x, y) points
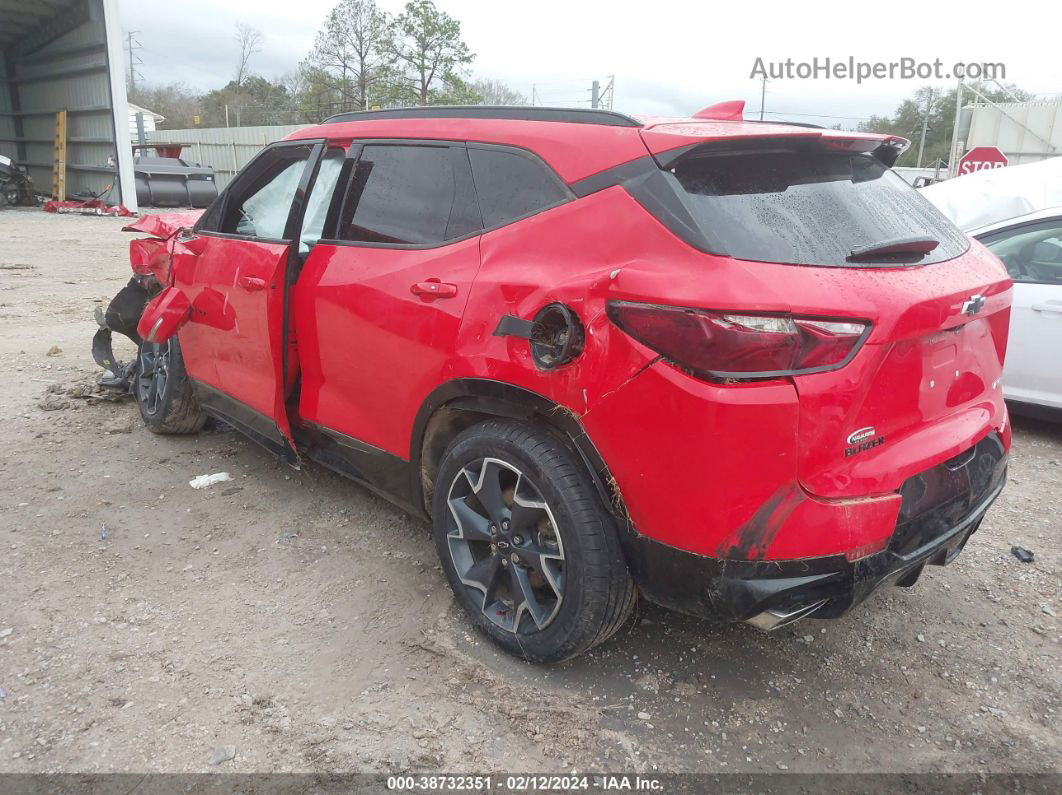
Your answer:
(653, 133), (911, 169)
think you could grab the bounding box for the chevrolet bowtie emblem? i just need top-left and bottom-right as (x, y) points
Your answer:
(961, 294), (986, 316)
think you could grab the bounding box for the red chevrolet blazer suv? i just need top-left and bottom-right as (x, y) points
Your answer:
(93, 102), (1011, 662)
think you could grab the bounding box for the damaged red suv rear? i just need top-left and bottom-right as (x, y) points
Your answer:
(94, 102), (1011, 662)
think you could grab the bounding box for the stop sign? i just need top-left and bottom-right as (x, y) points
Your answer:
(957, 146), (1009, 176)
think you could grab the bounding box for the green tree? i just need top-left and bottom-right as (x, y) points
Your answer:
(858, 83), (1034, 169)
(308, 0), (396, 112)
(392, 0), (474, 105)
(199, 75), (298, 127)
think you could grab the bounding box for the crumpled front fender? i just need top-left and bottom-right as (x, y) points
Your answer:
(121, 211), (203, 239)
(137, 286), (191, 344)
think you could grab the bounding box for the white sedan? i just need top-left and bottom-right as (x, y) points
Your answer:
(922, 159), (1062, 414)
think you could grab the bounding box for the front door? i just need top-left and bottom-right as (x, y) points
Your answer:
(175, 140), (324, 451)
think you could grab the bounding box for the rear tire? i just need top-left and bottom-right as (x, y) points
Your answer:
(136, 336), (207, 434)
(431, 419), (636, 663)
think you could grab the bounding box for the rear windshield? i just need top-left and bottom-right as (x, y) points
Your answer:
(667, 147), (969, 266)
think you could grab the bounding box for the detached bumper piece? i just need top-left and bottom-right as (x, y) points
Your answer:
(92, 278), (152, 392)
(626, 432), (1007, 628)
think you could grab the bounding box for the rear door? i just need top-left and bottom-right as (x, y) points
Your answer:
(294, 140), (483, 460)
(980, 216), (1062, 409)
(177, 140), (323, 450)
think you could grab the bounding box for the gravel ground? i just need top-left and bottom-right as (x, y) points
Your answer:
(0, 208), (1059, 776)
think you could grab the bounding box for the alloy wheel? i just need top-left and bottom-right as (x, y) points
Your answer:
(445, 457), (565, 634)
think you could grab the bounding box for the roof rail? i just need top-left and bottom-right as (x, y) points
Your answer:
(321, 105), (643, 128)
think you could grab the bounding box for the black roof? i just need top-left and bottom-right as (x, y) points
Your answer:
(321, 105), (643, 128)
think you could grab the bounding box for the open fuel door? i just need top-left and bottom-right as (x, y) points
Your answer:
(170, 140), (327, 455)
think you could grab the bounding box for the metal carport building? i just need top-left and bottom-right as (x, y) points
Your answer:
(0, 0), (137, 211)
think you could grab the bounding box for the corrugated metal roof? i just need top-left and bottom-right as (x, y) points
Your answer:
(0, 0), (83, 52)
(0, 0), (127, 202)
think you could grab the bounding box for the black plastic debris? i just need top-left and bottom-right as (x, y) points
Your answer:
(1010, 546), (1035, 563)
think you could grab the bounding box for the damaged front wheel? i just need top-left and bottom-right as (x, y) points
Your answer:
(136, 336), (206, 434)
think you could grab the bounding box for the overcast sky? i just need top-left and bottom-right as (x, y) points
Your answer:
(118, 0), (1062, 126)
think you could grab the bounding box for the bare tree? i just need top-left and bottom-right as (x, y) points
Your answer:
(470, 78), (526, 106)
(127, 82), (201, 129)
(233, 23), (264, 125)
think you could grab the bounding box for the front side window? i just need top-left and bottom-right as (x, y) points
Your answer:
(657, 145), (970, 267)
(468, 147), (570, 228)
(336, 144), (476, 245)
(299, 147), (346, 255)
(204, 144), (314, 239)
(981, 218), (1062, 284)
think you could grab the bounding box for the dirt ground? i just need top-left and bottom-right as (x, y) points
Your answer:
(0, 207), (1059, 776)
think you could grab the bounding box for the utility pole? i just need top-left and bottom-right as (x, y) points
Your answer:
(759, 75), (767, 120)
(589, 77), (615, 110)
(531, 84), (536, 106)
(601, 76), (615, 110)
(916, 88), (933, 168)
(948, 80), (964, 178)
(125, 31), (143, 92)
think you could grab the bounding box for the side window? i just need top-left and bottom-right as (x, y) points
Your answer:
(981, 218), (1062, 285)
(468, 147), (570, 229)
(299, 147), (346, 255)
(336, 144), (476, 245)
(207, 144), (314, 239)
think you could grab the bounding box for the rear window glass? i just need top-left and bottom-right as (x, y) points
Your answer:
(469, 147), (569, 228)
(667, 148), (969, 266)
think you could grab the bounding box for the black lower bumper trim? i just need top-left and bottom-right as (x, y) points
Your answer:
(622, 454), (1007, 625)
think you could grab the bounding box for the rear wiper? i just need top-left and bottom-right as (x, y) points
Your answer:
(847, 236), (939, 262)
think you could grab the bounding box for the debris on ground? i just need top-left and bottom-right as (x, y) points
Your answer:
(37, 380), (132, 411)
(208, 746), (236, 765)
(45, 345), (62, 357)
(0, 627), (13, 639)
(1011, 545), (1035, 563)
(37, 393), (69, 411)
(189, 472), (233, 489)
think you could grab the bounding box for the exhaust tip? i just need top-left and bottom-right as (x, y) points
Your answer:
(744, 599), (829, 632)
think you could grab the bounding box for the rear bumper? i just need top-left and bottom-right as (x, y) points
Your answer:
(623, 435), (1007, 626)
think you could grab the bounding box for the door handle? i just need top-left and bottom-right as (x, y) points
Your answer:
(1031, 303), (1062, 314)
(410, 280), (458, 300)
(238, 275), (268, 291)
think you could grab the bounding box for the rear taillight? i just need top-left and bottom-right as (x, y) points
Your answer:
(607, 301), (869, 380)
